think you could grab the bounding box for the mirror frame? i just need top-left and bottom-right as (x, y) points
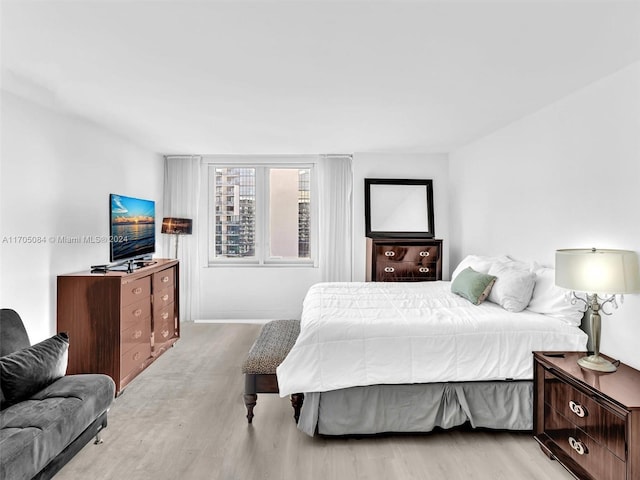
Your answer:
(364, 178), (435, 238)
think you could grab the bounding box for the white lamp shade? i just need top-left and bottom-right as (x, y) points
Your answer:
(555, 248), (640, 294)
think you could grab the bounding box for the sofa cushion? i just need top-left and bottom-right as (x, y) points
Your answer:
(0, 374), (115, 480)
(0, 333), (69, 408)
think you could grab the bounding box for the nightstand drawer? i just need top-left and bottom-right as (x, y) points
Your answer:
(545, 404), (626, 480)
(545, 372), (626, 459)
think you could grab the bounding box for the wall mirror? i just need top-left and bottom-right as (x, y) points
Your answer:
(364, 178), (435, 238)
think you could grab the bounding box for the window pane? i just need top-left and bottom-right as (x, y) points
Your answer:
(214, 168), (256, 258)
(269, 168), (311, 259)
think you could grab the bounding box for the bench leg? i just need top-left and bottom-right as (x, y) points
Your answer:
(244, 394), (257, 424)
(290, 393), (304, 424)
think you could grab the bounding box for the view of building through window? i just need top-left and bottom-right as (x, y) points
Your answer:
(213, 166), (311, 261)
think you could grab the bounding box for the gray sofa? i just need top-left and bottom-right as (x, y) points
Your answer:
(0, 308), (115, 480)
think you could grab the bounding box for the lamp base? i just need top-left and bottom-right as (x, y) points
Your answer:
(578, 354), (617, 373)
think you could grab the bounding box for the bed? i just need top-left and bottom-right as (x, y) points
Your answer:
(276, 256), (589, 436)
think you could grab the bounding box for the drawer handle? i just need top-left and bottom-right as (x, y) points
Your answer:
(161, 312), (169, 320)
(133, 352), (141, 361)
(133, 330), (142, 339)
(384, 251), (395, 257)
(569, 400), (587, 418)
(133, 308), (143, 317)
(161, 294), (169, 301)
(161, 330), (169, 339)
(419, 251), (430, 257)
(568, 437), (588, 455)
(419, 267), (430, 273)
(162, 276), (170, 283)
(384, 267), (395, 273)
(133, 287), (143, 295)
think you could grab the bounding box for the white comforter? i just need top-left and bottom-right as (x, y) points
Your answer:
(276, 281), (588, 396)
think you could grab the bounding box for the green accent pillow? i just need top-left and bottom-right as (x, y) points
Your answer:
(0, 333), (69, 408)
(451, 267), (497, 305)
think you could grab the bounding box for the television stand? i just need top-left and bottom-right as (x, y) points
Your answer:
(92, 257), (157, 274)
(57, 259), (180, 394)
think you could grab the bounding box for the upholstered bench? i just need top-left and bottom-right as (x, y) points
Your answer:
(241, 319), (303, 424)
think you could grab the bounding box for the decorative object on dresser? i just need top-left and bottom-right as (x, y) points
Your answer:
(161, 217), (193, 259)
(364, 178), (435, 239)
(57, 259), (179, 395)
(555, 248), (640, 372)
(533, 351), (640, 480)
(366, 237), (442, 282)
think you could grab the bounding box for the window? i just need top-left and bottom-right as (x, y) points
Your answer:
(208, 162), (316, 265)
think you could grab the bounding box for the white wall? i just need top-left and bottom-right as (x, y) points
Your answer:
(449, 62), (640, 369)
(352, 152), (450, 282)
(0, 90), (164, 343)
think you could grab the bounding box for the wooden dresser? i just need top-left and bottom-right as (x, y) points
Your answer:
(57, 259), (179, 394)
(366, 238), (443, 282)
(533, 351), (640, 480)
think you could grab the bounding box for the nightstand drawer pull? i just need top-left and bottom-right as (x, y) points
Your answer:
(419, 251), (430, 257)
(384, 267), (395, 273)
(418, 267), (430, 273)
(568, 437), (588, 455)
(569, 400), (587, 418)
(384, 251), (395, 257)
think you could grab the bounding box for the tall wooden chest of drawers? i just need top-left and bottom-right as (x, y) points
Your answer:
(533, 351), (640, 480)
(366, 238), (443, 282)
(57, 259), (179, 394)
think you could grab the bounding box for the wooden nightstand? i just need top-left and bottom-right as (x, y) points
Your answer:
(533, 351), (640, 480)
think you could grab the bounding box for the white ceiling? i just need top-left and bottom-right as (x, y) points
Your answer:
(2, 1), (640, 155)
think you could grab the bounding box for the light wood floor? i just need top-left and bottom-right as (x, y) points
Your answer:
(56, 322), (573, 480)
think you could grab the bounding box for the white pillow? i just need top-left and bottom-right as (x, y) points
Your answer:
(487, 262), (536, 312)
(451, 254), (510, 281)
(526, 266), (584, 326)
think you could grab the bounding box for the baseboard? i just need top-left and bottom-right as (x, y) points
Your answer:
(194, 319), (273, 324)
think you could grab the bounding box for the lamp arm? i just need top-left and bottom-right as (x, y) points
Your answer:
(568, 291), (589, 311)
(596, 294), (621, 316)
(569, 292), (621, 316)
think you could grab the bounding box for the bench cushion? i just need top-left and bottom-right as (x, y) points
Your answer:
(242, 320), (300, 375)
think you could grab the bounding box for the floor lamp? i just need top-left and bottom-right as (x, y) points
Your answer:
(161, 217), (193, 259)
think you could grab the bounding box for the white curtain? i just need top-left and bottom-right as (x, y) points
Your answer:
(318, 155), (353, 282)
(163, 155), (201, 322)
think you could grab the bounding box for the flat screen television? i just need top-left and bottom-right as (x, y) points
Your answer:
(109, 194), (156, 263)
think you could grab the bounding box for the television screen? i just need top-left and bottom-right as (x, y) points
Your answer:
(109, 194), (156, 262)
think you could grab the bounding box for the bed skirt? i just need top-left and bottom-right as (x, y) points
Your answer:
(297, 381), (533, 436)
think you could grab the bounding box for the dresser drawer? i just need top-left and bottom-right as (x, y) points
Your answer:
(375, 262), (438, 281)
(121, 319), (151, 354)
(375, 245), (440, 263)
(545, 404), (626, 480)
(545, 374), (626, 459)
(154, 316), (178, 346)
(154, 302), (175, 324)
(120, 342), (151, 379)
(121, 298), (151, 331)
(154, 287), (175, 310)
(121, 276), (151, 307)
(154, 267), (175, 290)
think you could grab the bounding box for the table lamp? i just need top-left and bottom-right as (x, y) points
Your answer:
(555, 248), (640, 372)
